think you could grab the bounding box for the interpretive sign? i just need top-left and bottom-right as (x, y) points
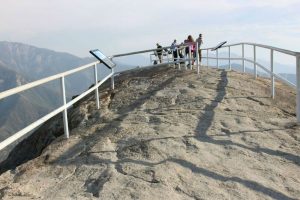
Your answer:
(89, 49), (116, 69)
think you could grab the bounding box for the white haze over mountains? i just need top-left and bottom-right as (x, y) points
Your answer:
(0, 0), (299, 58)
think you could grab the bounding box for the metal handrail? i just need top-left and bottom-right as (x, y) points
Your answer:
(0, 41), (299, 152)
(0, 61), (99, 100)
(202, 42), (300, 56)
(202, 43), (298, 85)
(204, 56), (297, 88)
(0, 61), (111, 151)
(112, 44), (189, 58)
(202, 42), (299, 122)
(0, 71), (115, 151)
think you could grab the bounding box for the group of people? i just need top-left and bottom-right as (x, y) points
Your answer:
(155, 34), (203, 65)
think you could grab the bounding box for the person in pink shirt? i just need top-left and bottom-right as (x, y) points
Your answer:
(187, 35), (196, 65)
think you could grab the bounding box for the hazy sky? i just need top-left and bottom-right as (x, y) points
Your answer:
(1, 0), (300, 57)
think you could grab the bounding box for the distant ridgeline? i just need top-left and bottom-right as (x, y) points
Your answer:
(0, 41), (96, 142)
(0, 41), (153, 144)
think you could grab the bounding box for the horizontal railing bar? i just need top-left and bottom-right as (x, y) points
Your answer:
(243, 43), (299, 56)
(65, 72), (113, 109)
(264, 67), (296, 88)
(222, 43), (242, 48)
(112, 44), (189, 58)
(202, 42), (298, 57)
(0, 61), (99, 100)
(0, 105), (65, 151)
(0, 72), (112, 151)
(243, 58), (296, 88)
(206, 57), (242, 60)
(204, 55), (296, 88)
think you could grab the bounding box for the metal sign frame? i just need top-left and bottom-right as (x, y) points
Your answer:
(90, 49), (116, 69)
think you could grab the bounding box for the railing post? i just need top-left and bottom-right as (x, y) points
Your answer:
(242, 44), (245, 72)
(111, 68), (115, 90)
(270, 50), (275, 99)
(216, 49), (219, 69)
(296, 55), (300, 123)
(167, 52), (170, 65)
(229, 46), (231, 70)
(189, 46), (192, 69)
(171, 50), (175, 68)
(207, 49), (209, 68)
(60, 76), (69, 138)
(185, 47), (188, 70)
(196, 42), (200, 74)
(94, 63), (100, 109)
(254, 45), (257, 79)
(176, 48), (180, 69)
(176, 48), (179, 63)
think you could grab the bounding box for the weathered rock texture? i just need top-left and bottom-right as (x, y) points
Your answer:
(0, 65), (299, 200)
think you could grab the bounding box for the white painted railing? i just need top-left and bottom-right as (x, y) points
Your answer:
(116, 42), (299, 122)
(0, 61), (115, 151)
(0, 42), (299, 152)
(201, 42), (300, 122)
(113, 43), (200, 72)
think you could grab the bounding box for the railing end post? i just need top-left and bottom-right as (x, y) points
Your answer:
(242, 44), (245, 73)
(270, 49), (275, 99)
(196, 42), (200, 74)
(296, 55), (300, 123)
(60, 77), (70, 139)
(254, 45), (257, 79)
(216, 49), (219, 69)
(94, 63), (100, 109)
(63, 110), (70, 139)
(111, 68), (115, 90)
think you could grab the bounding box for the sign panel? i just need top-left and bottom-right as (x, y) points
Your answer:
(89, 49), (116, 69)
(211, 41), (227, 51)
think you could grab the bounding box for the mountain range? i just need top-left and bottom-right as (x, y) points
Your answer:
(0, 41), (98, 142)
(0, 41), (150, 145)
(0, 65), (61, 141)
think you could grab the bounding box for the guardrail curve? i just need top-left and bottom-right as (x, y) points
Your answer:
(0, 41), (299, 152)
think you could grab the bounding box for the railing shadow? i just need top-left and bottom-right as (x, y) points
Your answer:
(51, 68), (298, 199)
(66, 153), (295, 200)
(194, 70), (300, 166)
(53, 65), (180, 162)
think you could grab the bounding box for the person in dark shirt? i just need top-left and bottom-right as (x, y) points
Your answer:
(196, 34), (203, 62)
(177, 42), (185, 64)
(156, 43), (163, 64)
(170, 39), (178, 63)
